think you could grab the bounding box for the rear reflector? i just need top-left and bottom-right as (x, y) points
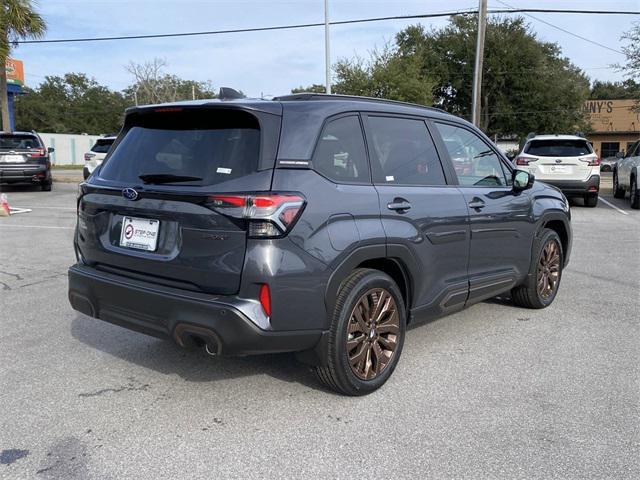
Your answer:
(259, 284), (271, 317)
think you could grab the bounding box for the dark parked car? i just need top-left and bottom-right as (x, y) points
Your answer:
(68, 92), (572, 395)
(0, 131), (54, 191)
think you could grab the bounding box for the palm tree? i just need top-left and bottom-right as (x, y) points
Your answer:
(0, 0), (46, 131)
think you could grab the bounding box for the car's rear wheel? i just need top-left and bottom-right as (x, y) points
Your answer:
(511, 228), (563, 309)
(613, 171), (625, 198)
(41, 180), (52, 192)
(584, 193), (598, 208)
(315, 268), (406, 396)
(631, 177), (640, 210)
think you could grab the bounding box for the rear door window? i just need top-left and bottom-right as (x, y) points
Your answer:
(311, 115), (370, 184)
(366, 116), (447, 186)
(99, 109), (261, 186)
(525, 140), (592, 157)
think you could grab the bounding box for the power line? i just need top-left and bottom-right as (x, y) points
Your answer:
(14, 8), (640, 44)
(494, 0), (625, 55)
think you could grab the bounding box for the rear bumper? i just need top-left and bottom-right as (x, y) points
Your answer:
(540, 175), (600, 196)
(68, 263), (323, 355)
(0, 164), (50, 184)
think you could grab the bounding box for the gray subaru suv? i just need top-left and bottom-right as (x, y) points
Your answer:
(68, 92), (572, 395)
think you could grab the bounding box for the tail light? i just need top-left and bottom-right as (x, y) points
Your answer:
(29, 148), (46, 157)
(585, 156), (600, 166)
(84, 153), (96, 162)
(516, 156), (538, 166)
(259, 284), (271, 317)
(206, 192), (306, 238)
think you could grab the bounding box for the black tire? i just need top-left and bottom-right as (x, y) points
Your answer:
(511, 229), (563, 309)
(584, 193), (598, 208)
(315, 268), (406, 396)
(613, 171), (625, 199)
(631, 176), (640, 210)
(41, 181), (52, 192)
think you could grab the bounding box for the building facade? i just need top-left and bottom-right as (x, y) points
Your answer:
(584, 99), (640, 158)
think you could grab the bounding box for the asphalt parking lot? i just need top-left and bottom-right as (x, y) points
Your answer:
(0, 176), (638, 479)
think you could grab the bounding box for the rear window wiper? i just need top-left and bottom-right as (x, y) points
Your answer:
(139, 173), (203, 184)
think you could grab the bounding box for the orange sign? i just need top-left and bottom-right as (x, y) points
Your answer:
(6, 58), (25, 86)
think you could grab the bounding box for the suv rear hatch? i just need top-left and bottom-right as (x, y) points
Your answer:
(0, 133), (48, 176)
(77, 104), (282, 294)
(523, 139), (597, 181)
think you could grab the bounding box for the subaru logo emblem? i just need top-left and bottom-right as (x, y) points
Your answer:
(122, 188), (139, 201)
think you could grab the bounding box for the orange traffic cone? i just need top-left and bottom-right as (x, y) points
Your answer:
(0, 194), (10, 217)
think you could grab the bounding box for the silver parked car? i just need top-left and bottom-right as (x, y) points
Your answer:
(613, 140), (640, 209)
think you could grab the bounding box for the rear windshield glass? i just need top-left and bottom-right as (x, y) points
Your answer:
(525, 140), (592, 157)
(98, 109), (260, 186)
(91, 139), (114, 153)
(0, 134), (41, 150)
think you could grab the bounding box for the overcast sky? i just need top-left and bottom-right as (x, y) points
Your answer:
(11, 0), (640, 96)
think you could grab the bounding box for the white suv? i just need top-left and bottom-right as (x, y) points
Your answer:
(515, 135), (600, 207)
(83, 136), (116, 179)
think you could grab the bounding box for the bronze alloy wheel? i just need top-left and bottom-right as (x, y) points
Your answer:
(537, 240), (561, 299)
(346, 288), (400, 380)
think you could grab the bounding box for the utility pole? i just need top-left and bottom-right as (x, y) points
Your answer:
(192, 84), (196, 100)
(471, 0), (487, 127)
(324, 0), (332, 94)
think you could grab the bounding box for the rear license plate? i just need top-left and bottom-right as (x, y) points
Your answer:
(549, 165), (568, 173)
(120, 217), (160, 251)
(0, 155), (25, 163)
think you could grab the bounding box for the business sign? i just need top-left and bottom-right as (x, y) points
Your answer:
(6, 58), (25, 86)
(583, 99), (640, 133)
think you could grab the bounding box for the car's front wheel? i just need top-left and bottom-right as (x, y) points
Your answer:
(511, 228), (563, 309)
(315, 268), (406, 396)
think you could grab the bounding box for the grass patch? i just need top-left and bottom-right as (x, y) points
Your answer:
(52, 165), (84, 170)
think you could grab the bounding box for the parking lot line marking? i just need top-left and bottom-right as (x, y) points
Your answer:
(599, 198), (629, 216)
(13, 206), (76, 210)
(0, 224), (74, 230)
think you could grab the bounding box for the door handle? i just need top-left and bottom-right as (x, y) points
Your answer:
(468, 199), (485, 210)
(387, 199), (412, 212)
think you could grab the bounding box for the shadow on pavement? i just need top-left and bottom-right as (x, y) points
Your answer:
(70, 314), (327, 393)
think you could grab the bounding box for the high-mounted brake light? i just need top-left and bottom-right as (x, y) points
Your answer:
(153, 107), (184, 113)
(206, 193), (306, 238)
(516, 156), (538, 166)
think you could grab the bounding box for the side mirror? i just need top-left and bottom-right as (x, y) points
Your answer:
(47, 147), (55, 153)
(616, 151), (624, 158)
(513, 169), (534, 191)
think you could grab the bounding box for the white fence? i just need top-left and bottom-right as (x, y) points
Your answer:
(38, 133), (104, 165)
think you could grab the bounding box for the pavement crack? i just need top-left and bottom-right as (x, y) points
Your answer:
(0, 269), (22, 280)
(79, 381), (150, 398)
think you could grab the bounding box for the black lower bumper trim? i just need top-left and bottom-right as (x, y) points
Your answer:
(541, 175), (600, 195)
(68, 264), (323, 356)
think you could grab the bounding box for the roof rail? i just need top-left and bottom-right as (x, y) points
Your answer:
(273, 93), (442, 113)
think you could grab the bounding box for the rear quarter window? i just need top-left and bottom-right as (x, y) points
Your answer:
(98, 109), (261, 187)
(91, 139), (115, 154)
(525, 140), (592, 157)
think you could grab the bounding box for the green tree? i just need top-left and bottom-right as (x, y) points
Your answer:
(394, 16), (590, 136)
(294, 46), (435, 105)
(590, 79), (640, 100)
(14, 73), (128, 134)
(618, 22), (640, 80)
(0, 0), (46, 131)
(291, 84), (326, 94)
